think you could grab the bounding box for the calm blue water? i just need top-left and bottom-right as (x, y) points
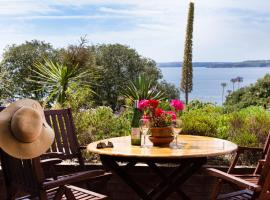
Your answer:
(159, 67), (270, 105)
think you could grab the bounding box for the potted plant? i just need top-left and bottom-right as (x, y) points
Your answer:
(138, 99), (184, 146)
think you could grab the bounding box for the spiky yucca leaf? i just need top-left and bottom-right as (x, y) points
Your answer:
(30, 59), (94, 105)
(121, 74), (165, 102)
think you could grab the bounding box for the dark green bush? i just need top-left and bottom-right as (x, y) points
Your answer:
(181, 105), (222, 137)
(181, 104), (270, 148)
(227, 106), (270, 147)
(75, 106), (131, 146)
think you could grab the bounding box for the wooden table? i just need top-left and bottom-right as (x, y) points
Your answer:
(87, 135), (237, 200)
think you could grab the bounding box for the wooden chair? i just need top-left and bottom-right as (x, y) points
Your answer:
(0, 107), (111, 184)
(206, 133), (270, 200)
(43, 108), (111, 183)
(0, 149), (108, 200)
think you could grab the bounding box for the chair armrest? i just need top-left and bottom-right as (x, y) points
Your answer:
(41, 152), (64, 159)
(41, 158), (62, 168)
(42, 170), (109, 189)
(258, 159), (266, 165)
(228, 146), (263, 173)
(205, 168), (261, 192)
(237, 146), (263, 153)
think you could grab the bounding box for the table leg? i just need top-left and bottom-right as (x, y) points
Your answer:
(100, 155), (152, 200)
(146, 161), (191, 199)
(101, 155), (206, 200)
(154, 158), (206, 200)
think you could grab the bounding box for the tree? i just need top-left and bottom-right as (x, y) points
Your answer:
(221, 82), (227, 104)
(57, 36), (96, 73)
(92, 44), (162, 110)
(0, 40), (57, 99)
(157, 80), (180, 100)
(225, 74), (270, 110)
(181, 1), (195, 104)
(0, 66), (13, 103)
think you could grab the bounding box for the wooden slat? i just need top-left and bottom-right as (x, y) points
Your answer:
(51, 113), (64, 153)
(63, 111), (77, 154)
(45, 115), (57, 152)
(57, 113), (71, 155)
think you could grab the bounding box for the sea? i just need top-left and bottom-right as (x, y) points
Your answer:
(159, 66), (270, 105)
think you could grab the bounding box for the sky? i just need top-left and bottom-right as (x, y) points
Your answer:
(0, 0), (270, 62)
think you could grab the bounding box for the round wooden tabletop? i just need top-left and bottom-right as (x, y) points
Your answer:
(87, 135), (237, 158)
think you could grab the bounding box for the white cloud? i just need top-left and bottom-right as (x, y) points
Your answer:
(0, 0), (269, 62)
(0, 0), (58, 15)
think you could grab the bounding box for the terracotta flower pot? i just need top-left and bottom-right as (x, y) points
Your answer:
(149, 127), (174, 146)
(150, 127), (173, 138)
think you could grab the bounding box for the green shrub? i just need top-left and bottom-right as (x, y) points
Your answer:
(227, 106), (270, 147)
(75, 106), (131, 145)
(181, 103), (270, 148)
(181, 105), (222, 137)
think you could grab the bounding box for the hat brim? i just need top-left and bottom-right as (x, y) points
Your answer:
(0, 99), (55, 159)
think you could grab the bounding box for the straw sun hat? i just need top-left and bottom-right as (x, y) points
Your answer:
(0, 99), (54, 159)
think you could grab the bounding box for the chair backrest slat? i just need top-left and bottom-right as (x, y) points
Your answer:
(44, 108), (83, 164)
(63, 111), (76, 154)
(0, 149), (41, 196)
(45, 114), (57, 152)
(51, 113), (64, 153)
(57, 112), (71, 155)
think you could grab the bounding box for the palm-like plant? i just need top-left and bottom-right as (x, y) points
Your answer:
(236, 76), (243, 89)
(30, 59), (94, 105)
(221, 82), (227, 104)
(230, 78), (237, 92)
(121, 74), (165, 102)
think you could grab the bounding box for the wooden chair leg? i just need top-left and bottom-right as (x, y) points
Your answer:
(211, 179), (223, 200)
(65, 187), (76, 200)
(53, 186), (66, 200)
(39, 190), (48, 200)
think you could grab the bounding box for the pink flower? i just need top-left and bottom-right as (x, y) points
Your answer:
(170, 99), (184, 111)
(138, 100), (149, 110)
(165, 111), (176, 121)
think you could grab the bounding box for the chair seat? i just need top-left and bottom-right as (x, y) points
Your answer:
(45, 170), (112, 184)
(234, 174), (259, 185)
(18, 185), (108, 200)
(217, 189), (254, 200)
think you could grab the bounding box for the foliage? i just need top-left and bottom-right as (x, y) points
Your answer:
(181, 2), (194, 104)
(0, 40), (179, 111)
(63, 83), (94, 112)
(156, 80), (180, 100)
(0, 67), (13, 102)
(181, 103), (270, 148)
(0, 40), (57, 99)
(186, 99), (215, 110)
(227, 106), (270, 146)
(121, 74), (166, 102)
(75, 107), (132, 145)
(225, 74), (270, 111)
(57, 36), (96, 71)
(181, 105), (222, 137)
(31, 59), (94, 106)
(92, 44), (162, 110)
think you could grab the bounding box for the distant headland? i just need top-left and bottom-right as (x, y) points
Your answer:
(158, 60), (270, 68)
